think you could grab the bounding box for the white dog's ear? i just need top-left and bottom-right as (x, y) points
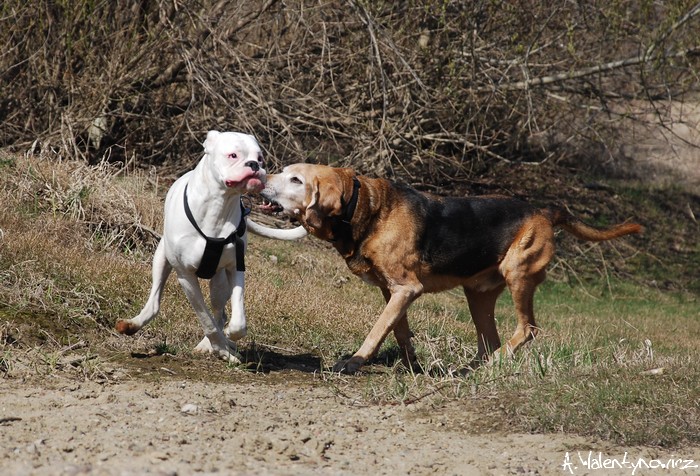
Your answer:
(203, 130), (221, 155)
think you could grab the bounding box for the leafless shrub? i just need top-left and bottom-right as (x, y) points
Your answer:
(2, 148), (161, 257)
(1, 1), (698, 184)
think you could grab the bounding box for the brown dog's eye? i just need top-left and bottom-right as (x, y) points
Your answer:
(290, 176), (302, 184)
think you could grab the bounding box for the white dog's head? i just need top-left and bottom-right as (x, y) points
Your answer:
(203, 130), (266, 193)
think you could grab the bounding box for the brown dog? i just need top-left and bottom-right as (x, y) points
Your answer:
(260, 164), (641, 374)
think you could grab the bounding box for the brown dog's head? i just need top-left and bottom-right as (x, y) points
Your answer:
(260, 164), (357, 241)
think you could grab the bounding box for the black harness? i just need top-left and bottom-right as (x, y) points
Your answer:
(183, 184), (250, 279)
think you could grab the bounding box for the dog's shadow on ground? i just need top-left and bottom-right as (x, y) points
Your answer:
(239, 346), (447, 376)
(126, 345), (323, 379)
(238, 345), (323, 374)
(127, 345), (422, 377)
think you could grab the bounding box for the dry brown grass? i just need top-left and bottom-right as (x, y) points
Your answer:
(0, 150), (159, 330)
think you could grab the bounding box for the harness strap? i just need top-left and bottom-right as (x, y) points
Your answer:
(183, 184), (250, 279)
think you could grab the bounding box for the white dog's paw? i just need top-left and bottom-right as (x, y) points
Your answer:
(194, 336), (215, 353)
(225, 324), (247, 341)
(218, 348), (242, 364)
(194, 336), (242, 364)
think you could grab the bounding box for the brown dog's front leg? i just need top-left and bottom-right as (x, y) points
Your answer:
(381, 288), (419, 371)
(393, 316), (420, 372)
(333, 285), (421, 374)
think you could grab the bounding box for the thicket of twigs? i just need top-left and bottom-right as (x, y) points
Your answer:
(2, 1), (699, 184)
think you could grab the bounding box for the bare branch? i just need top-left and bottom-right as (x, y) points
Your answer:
(476, 46), (700, 93)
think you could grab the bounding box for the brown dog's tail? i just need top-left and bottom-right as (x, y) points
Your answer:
(544, 206), (642, 242)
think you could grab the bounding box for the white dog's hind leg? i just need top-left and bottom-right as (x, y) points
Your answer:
(177, 272), (241, 363)
(224, 268), (247, 341)
(116, 240), (172, 335)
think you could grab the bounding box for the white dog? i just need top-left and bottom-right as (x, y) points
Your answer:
(116, 131), (306, 362)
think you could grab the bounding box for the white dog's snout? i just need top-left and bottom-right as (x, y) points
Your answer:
(245, 160), (260, 172)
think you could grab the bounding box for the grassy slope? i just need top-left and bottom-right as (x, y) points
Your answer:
(0, 151), (698, 447)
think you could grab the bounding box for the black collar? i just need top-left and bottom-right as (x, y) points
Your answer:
(330, 177), (361, 248)
(341, 177), (361, 223)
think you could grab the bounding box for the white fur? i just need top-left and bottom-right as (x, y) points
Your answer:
(116, 131), (306, 362)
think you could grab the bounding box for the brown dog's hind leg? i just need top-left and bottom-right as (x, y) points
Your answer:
(497, 216), (554, 360)
(502, 272), (545, 357)
(464, 285), (505, 371)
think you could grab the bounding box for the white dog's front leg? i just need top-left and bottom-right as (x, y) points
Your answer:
(204, 270), (240, 354)
(209, 270), (230, 331)
(224, 269), (247, 341)
(177, 272), (241, 364)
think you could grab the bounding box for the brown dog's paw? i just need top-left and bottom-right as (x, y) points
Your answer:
(456, 366), (474, 378)
(115, 320), (140, 336)
(401, 356), (424, 374)
(332, 356), (364, 374)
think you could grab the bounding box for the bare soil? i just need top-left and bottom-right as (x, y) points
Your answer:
(1, 348), (698, 476)
(621, 99), (700, 190)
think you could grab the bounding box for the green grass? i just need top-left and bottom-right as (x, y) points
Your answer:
(1, 152), (698, 448)
(401, 281), (699, 446)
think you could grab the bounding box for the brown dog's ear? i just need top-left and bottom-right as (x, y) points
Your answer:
(304, 175), (343, 230)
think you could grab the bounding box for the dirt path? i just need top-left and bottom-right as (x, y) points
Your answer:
(2, 367), (699, 476)
(622, 99), (700, 189)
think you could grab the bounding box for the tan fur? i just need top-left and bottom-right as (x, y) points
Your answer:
(261, 164), (642, 374)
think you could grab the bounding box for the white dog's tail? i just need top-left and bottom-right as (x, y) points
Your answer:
(246, 218), (308, 240)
